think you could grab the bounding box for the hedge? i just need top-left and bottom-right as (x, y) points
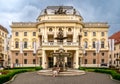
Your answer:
(0, 66), (43, 84)
(0, 69), (29, 84)
(94, 69), (120, 81)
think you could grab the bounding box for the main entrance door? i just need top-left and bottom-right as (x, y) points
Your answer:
(48, 57), (53, 68)
(67, 57), (73, 68)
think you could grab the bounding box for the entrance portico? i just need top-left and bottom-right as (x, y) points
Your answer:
(40, 48), (80, 69)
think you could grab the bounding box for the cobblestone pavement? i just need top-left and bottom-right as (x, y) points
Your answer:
(8, 72), (120, 84)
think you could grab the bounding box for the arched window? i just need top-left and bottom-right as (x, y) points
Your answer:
(68, 28), (72, 32)
(92, 41), (96, 48)
(15, 41), (19, 48)
(101, 41), (104, 48)
(24, 41), (27, 48)
(49, 28), (52, 32)
(84, 41), (88, 48)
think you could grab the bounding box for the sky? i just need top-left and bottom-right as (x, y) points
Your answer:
(0, 0), (120, 36)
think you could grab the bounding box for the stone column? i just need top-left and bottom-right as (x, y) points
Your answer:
(75, 50), (79, 68)
(53, 50), (56, 65)
(42, 50), (46, 69)
(54, 27), (57, 43)
(64, 28), (67, 43)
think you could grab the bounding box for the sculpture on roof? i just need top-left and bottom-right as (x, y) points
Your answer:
(55, 6), (66, 14)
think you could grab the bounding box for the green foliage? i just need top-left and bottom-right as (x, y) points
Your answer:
(35, 66), (43, 71)
(0, 69), (29, 84)
(0, 66), (43, 84)
(94, 69), (120, 81)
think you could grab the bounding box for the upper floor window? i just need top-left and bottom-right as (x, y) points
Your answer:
(101, 52), (104, 56)
(92, 41), (96, 48)
(84, 41), (88, 48)
(24, 32), (27, 36)
(24, 41), (27, 48)
(84, 32), (87, 36)
(15, 32), (19, 36)
(68, 28), (72, 32)
(49, 28), (52, 32)
(101, 41), (104, 48)
(24, 53), (27, 56)
(15, 41), (19, 48)
(93, 52), (96, 56)
(15, 53), (19, 56)
(101, 32), (105, 36)
(33, 32), (36, 36)
(93, 32), (96, 36)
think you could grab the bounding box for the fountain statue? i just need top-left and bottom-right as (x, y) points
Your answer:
(51, 28), (71, 72)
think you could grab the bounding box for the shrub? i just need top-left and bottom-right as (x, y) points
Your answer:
(35, 66), (43, 71)
(0, 69), (30, 84)
(94, 69), (120, 81)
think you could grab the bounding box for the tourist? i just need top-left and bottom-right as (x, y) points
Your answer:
(52, 66), (60, 77)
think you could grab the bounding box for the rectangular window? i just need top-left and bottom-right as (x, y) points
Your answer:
(84, 32), (87, 36)
(33, 53), (36, 56)
(15, 53), (18, 56)
(33, 32), (36, 36)
(15, 59), (19, 64)
(101, 59), (104, 64)
(93, 32), (96, 36)
(24, 53), (27, 56)
(101, 53), (104, 56)
(93, 59), (96, 64)
(15, 32), (19, 36)
(33, 59), (36, 64)
(101, 32), (104, 36)
(24, 59), (27, 64)
(101, 41), (104, 48)
(24, 32), (27, 36)
(93, 52), (96, 56)
(84, 59), (87, 64)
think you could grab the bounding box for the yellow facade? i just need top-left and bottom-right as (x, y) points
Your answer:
(10, 6), (109, 69)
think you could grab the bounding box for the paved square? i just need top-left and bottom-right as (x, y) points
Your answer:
(8, 72), (120, 84)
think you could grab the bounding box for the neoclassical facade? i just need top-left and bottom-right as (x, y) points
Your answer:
(10, 6), (109, 69)
(0, 25), (9, 67)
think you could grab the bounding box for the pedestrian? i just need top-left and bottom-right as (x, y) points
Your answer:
(52, 66), (60, 77)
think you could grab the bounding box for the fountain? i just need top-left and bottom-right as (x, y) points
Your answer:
(51, 28), (71, 72)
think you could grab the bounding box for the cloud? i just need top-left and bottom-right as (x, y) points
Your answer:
(0, 0), (120, 36)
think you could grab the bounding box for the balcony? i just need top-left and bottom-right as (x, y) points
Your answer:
(42, 42), (79, 46)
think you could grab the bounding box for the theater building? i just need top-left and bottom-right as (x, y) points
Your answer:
(10, 6), (109, 69)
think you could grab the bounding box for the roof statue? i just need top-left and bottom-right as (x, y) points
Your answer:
(55, 6), (66, 14)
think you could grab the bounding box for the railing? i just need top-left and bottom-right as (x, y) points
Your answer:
(42, 42), (79, 46)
